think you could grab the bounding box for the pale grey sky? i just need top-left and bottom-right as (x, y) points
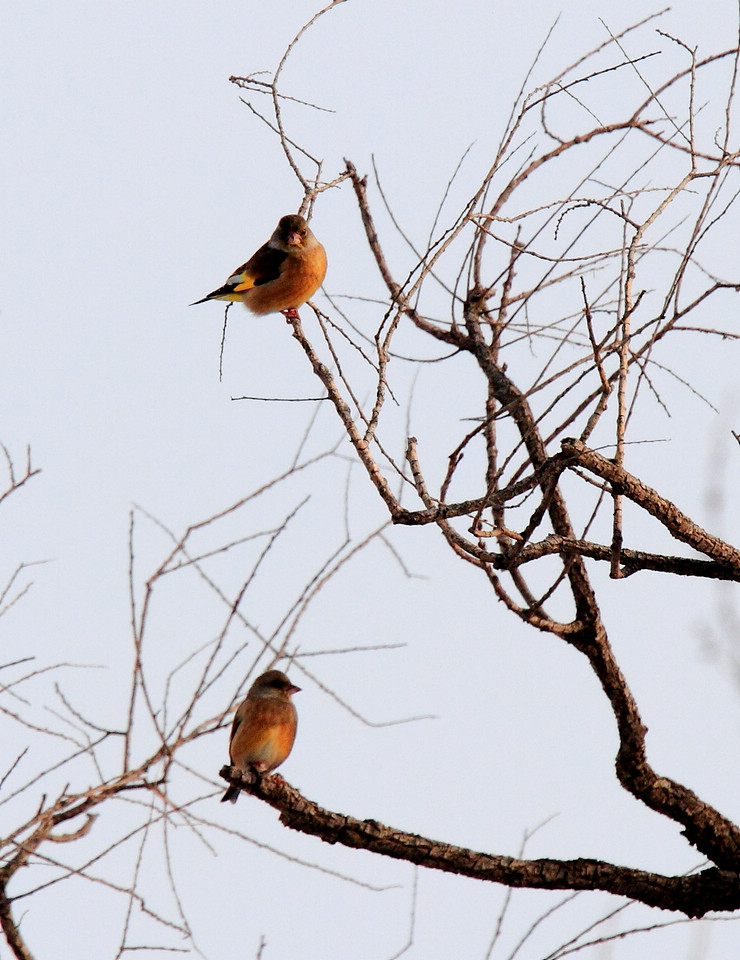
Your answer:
(2, 2), (740, 958)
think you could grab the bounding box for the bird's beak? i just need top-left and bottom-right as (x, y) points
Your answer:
(289, 683), (301, 695)
(286, 232), (302, 247)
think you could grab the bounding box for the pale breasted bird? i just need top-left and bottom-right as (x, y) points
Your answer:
(221, 669), (300, 803)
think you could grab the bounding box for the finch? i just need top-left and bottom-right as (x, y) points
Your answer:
(193, 214), (326, 319)
(221, 669), (300, 803)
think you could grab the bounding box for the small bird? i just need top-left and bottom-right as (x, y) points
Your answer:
(221, 669), (300, 803)
(193, 214), (327, 320)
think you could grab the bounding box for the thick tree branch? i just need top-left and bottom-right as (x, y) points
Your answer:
(562, 438), (740, 574)
(0, 887), (34, 960)
(220, 767), (740, 918)
(501, 534), (740, 580)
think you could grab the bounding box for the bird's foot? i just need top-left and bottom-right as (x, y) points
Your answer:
(281, 307), (301, 321)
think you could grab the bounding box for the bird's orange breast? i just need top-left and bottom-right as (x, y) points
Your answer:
(241, 245), (327, 315)
(229, 697), (298, 773)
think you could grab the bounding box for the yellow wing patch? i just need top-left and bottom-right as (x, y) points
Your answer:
(231, 274), (256, 294)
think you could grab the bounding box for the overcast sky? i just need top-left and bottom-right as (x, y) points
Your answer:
(2, 2), (740, 958)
